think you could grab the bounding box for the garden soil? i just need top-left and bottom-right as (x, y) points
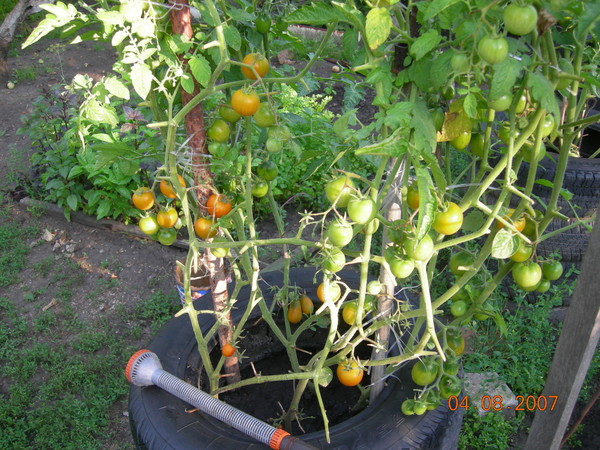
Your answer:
(0, 31), (597, 449)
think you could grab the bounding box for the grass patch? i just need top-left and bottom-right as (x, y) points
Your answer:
(0, 218), (37, 287)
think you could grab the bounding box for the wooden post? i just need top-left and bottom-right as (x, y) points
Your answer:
(525, 217), (600, 449)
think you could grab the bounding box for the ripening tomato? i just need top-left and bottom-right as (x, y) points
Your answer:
(503, 3), (538, 36)
(206, 194), (232, 218)
(211, 237), (230, 258)
(317, 282), (341, 303)
(337, 360), (364, 387)
(241, 53), (269, 80)
(287, 300), (302, 324)
(406, 184), (420, 210)
(139, 215), (159, 235)
(447, 331), (465, 356)
(325, 176), (355, 208)
(157, 208), (178, 228)
(477, 35), (509, 65)
(411, 358), (438, 386)
(433, 202), (463, 235)
(299, 294), (314, 314)
(253, 103), (276, 127)
(132, 188), (155, 210)
(231, 89), (260, 116)
(342, 301), (358, 325)
(326, 220), (354, 248)
(159, 175), (186, 199)
(498, 209), (526, 232)
(194, 217), (217, 240)
(221, 343), (236, 357)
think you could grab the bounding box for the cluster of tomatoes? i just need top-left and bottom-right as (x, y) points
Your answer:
(402, 329), (465, 415)
(131, 175), (187, 246)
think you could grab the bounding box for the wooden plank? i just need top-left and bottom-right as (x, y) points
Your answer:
(525, 217), (600, 449)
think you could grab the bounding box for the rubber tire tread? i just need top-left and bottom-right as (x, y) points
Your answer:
(128, 267), (463, 449)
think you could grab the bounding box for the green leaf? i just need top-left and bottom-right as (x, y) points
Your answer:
(333, 109), (356, 138)
(575, 2), (600, 40)
(189, 55), (211, 88)
(414, 165), (435, 240)
(97, 11), (124, 26)
(223, 25), (241, 51)
(423, 0), (461, 21)
(92, 143), (134, 169)
(420, 151), (447, 192)
(492, 312), (508, 338)
(462, 210), (486, 233)
(490, 58), (522, 100)
(104, 77), (130, 100)
(96, 200), (112, 220)
(181, 73), (194, 94)
(355, 128), (408, 157)
(118, 159), (139, 176)
(527, 72), (560, 121)
(68, 166), (85, 179)
(429, 51), (453, 90)
(83, 100), (118, 127)
(342, 28), (359, 62)
(492, 229), (519, 259)
(84, 190), (102, 207)
(411, 99), (436, 154)
(287, 3), (346, 26)
(111, 30), (127, 46)
(366, 8), (392, 49)
(384, 102), (412, 129)
(410, 30), (442, 61)
(66, 194), (78, 211)
(130, 63), (153, 100)
(463, 93), (478, 119)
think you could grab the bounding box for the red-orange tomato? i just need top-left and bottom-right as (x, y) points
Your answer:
(231, 89), (260, 116)
(206, 194), (232, 218)
(337, 360), (364, 387)
(194, 217), (218, 240)
(241, 53), (269, 80)
(221, 343), (235, 357)
(156, 208), (178, 228)
(132, 188), (155, 210)
(159, 175), (186, 199)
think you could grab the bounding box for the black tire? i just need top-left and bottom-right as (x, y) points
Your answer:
(128, 267), (463, 449)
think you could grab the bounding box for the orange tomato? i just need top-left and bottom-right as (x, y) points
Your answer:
(132, 188), (155, 210)
(206, 194), (232, 218)
(194, 217), (218, 239)
(498, 208), (526, 232)
(156, 208), (178, 228)
(159, 175), (186, 199)
(241, 53), (269, 80)
(221, 343), (235, 357)
(287, 300), (303, 324)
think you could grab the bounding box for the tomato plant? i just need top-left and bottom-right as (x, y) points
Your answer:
(206, 194), (232, 218)
(433, 202), (463, 236)
(347, 198), (376, 225)
(231, 89), (260, 116)
(132, 188), (155, 211)
(336, 360), (364, 387)
(477, 35), (509, 65)
(241, 53), (269, 80)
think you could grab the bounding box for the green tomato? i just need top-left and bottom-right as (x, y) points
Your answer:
(403, 235), (435, 261)
(347, 198), (376, 225)
(411, 359), (438, 386)
(207, 119), (230, 143)
(540, 115), (555, 138)
(139, 216), (159, 236)
(219, 103), (241, 123)
(477, 36), (509, 65)
(325, 176), (355, 208)
(255, 16), (271, 34)
(450, 130), (472, 150)
(211, 238), (230, 258)
(450, 300), (468, 318)
(503, 3), (538, 36)
(256, 160), (278, 181)
(388, 254), (415, 279)
(401, 399), (415, 416)
(326, 220), (354, 248)
(432, 202), (463, 236)
(469, 133), (485, 158)
(536, 278), (551, 293)
(439, 375), (462, 399)
(443, 359), (459, 376)
(157, 228), (177, 246)
(488, 94), (513, 112)
(413, 401), (427, 416)
(449, 251), (475, 276)
(510, 240), (534, 262)
(431, 108), (445, 132)
(251, 180), (269, 198)
(254, 103), (276, 127)
(515, 93), (528, 114)
(451, 53), (469, 73)
(367, 280), (382, 295)
(512, 261), (543, 290)
(522, 143), (547, 164)
(387, 220), (407, 245)
(542, 261), (563, 281)
(322, 248), (346, 273)
(265, 138), (283, 153)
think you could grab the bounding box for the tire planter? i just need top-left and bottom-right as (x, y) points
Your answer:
(128, 267), (463, 449)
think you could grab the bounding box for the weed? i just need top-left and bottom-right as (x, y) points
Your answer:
(0, 219), (37, 287)
(33, 255), (54, 277)
(458, 408), (519, 449)
(13, 67), (37, 82)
